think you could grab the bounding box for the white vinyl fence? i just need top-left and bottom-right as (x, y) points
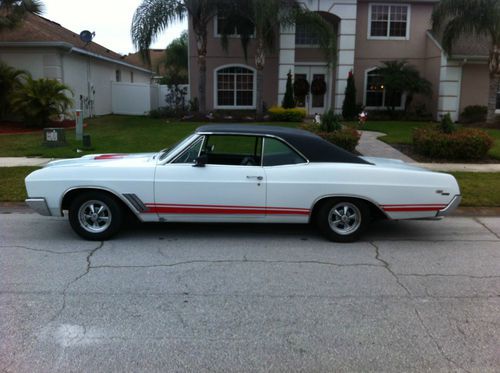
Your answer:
(112, 82), (190, 115)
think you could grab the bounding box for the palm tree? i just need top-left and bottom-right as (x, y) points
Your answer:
(0, 0), (44, 32)
(432, 0), (500, 124)
(131, 0), (222, 114)
(0, 61), (28, 119)
(11, 77), (73, 128)
(221, 0), (335, 116)
(375, 60), (432, 114)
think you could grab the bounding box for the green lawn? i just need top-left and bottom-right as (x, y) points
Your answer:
(0, 115), (297, 158)
(2, 166), (499, 207)
(361, 121), (500, 160)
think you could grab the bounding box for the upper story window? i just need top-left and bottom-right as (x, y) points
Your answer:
(215, 13), (254, 36)
(215, 66), (255, 109)
(295, 22), (320, 46)
(369, 4), (410, 40)
(130, 71), (134, 83)
(115, 69), (121, 82)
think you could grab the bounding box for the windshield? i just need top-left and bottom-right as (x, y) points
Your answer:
(158, 134), (198, 162)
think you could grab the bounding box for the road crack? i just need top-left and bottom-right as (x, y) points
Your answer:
(90, 259), (383, 270)
(474, 218), (500, 240)
(414, 308), (470, 373)
(370, 242), (412, 296)
(397, 273), (500, 279)
(49, 242), (104, 322)
(0, 245), (91, 255)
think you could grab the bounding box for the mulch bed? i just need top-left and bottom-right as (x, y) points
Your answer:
(0, 120), (85, 135)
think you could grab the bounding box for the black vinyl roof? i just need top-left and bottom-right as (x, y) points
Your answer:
(196, 124), (369, 164)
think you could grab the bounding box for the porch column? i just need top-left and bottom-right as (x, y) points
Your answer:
(277, 24), (296, 107)
(437, 54), (463, 122)
(330, 3), (357, 114)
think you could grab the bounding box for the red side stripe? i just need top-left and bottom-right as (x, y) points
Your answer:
(143, 203), (310, 215)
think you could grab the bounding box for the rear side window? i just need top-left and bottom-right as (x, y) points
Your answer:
(263, 137), (306, 166)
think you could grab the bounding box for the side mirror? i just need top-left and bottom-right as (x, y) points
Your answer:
(193, 154), (207, 167)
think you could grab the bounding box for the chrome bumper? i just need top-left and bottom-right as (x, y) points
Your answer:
(436, 195), (462, 217)
(25, 198), (51, 216)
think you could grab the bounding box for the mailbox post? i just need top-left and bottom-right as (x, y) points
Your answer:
(75, 109), (83, 141)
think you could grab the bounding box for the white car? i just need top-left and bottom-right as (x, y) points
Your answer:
(25, 125), (461, 242)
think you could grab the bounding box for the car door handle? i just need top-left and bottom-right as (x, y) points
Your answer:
(246, 176), (263, 180)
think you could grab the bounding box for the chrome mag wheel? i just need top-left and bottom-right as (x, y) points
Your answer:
(78, 200), (112, 233)
(328, 202), (362, 236)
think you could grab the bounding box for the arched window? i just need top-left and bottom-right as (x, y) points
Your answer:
(364, 68), (403, 109)
(215, 65), (256, 109)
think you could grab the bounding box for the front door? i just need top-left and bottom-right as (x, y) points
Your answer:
(294, 66), (329, 115)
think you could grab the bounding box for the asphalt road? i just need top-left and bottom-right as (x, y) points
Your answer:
(1, 212), (499, 372)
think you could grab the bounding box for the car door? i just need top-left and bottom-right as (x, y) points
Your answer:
(152, 134), (267, 221)
(261, 136), (311, 222)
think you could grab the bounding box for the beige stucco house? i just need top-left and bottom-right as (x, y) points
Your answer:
(0, 14), (154, 117)
(188, 0), (491, 121)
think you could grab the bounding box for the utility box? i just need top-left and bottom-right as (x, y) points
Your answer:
(75, 109), (83, 140)
(43, 128), (66, 147)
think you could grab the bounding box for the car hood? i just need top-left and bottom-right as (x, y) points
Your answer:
(361, 156), (428, 172)
(44, 153), (158, 168)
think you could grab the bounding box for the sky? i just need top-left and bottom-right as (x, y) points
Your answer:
(41, 0), (188, 55)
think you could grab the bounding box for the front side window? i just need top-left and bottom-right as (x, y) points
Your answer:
(263, 137), (306, 166)
(203, 135), (262, 166)
(365, 69), (402, 108)
(369, 4), (409, 39)
(172, 137), (205, 164)
(216, 66), (255, 108)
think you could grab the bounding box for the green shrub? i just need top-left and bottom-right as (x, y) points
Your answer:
(318, 128), (361, 152)
(460, 105), (487, 123)
(300, 123), (360, 152)
(268, 106), (306, 122)
(440, 113), (456, 134)
(320, 110), (342, 132)
(342, 71), (358, 120)
(413, 127), (493, 160)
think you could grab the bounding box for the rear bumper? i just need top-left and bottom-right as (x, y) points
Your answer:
(25, 198), (51, 216)
(436, 195), (462, 217)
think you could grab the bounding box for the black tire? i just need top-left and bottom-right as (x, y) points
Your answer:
(68, 191), (123, 240)
(316, 198), (370, 243)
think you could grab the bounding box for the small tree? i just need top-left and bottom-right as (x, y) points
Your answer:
(11, 77), (73, 128)
(342, 70), (357, 120)
(282, 70), (295, 108)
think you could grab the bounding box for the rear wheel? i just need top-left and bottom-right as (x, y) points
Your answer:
(316, 199), (370, 242)
(69, 192), (123, 240)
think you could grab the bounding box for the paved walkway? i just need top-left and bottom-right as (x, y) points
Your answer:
(1, 131), (499, 173)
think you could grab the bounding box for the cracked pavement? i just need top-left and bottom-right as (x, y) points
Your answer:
(0, 213), (499, 372)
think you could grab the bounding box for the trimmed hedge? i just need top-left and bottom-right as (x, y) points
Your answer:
(413, 127), (493, 160)
(268, 106), (306, 122)
(300, 123), (360, 152)
(460, 105), (487, 124)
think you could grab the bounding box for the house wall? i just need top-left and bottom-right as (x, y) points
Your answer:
(1, 46), (152, 118)
(353, 1), (434, 108)
(188, 17), (279, 111)
(423, 33), (442, 116)
(459, 63), (489, 115)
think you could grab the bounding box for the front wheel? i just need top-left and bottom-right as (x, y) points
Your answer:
(316, 199), (370, 242)
(69, 192), (123, 240)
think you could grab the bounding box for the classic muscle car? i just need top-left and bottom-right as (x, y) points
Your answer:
(25, 125), (461, 242)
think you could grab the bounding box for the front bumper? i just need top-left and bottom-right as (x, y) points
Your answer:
(25, 198), (51, 216)
(436, 195), (462, 217)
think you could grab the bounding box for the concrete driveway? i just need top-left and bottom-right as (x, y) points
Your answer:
(1, 212), (499, 372)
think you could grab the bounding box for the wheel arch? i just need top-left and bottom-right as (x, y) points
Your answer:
(309, 195), (388, 224)
(60, 186), (141, 220)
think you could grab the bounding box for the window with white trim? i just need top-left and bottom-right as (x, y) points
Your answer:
(295, 22), (320, 46)
(369, 4), (409, 39)
(216, 66), (255, 108)
(365, 69), (402, 108)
